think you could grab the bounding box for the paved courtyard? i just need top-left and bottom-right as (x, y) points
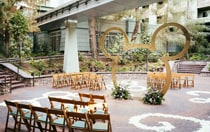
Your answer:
(0, 73), (210, 132)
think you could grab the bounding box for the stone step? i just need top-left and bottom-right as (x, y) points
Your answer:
(0, 70), (25, 92)
(178, 64), (206, 74)
(11, 83), (25, 89)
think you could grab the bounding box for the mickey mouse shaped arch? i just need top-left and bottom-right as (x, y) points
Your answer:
(100, 23), (190, 96)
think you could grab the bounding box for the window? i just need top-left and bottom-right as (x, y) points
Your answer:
(49, 31), (61, 52)
(203, 11), (208, 17)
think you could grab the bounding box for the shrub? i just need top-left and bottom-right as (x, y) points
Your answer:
(117, 66), (128, 72)
(95, 61), (105, 70)
(78, 52), (85, 61)
(30, 60), (46, 71)
(189, 53), (208, 61)
(142, 88), (164, 105)
(119, 57), (127, 65)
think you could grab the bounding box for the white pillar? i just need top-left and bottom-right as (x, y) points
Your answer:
(63, 20), (79, 73)
(149, 15), (157, 25)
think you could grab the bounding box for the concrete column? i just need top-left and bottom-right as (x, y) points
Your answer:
(63, 20), (79, 73)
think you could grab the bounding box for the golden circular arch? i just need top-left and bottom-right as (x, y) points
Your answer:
(100, 23), (190, 95)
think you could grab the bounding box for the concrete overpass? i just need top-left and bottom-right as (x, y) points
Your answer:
(36, 0), (161, 29)
(35, 0), (161, 73)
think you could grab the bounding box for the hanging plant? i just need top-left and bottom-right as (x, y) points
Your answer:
(142, 88), (165, 105)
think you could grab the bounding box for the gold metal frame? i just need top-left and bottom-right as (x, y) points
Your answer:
(100, 23), (190, 95)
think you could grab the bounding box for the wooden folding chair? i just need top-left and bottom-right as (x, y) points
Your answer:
(91, 94), (106, 103)
(154, 73), (166, 90)
(146, 72), (153, 87)
(29, 105), (49, 132)
(17, 103), (33, 132)
(64, 111), (90, 132)
(95, 74), (106, 90)
(74, 100), (90, 113)
(52, 74), (59, 88)
(179, 73), (187, 88)
(70, 74), (81, 89)
(59, 98), (76, 112)
(47, 109), (67, 132)
(171, 73), (181, 89)
(146, 72), (157, 88)
(78, 92), (92, 102)
(64, 73), (71, 86)
(82, 72), (91, 88)
(4, 100), (20, 132)
(88, 74), (106, 91)
(186, 74), (194, 88)
(58, 73), (66, 87)
(87, 113), (112, 132)
(91, 94), (108, 114)
(48, 96), (63, 110)
(88, 73), (97, 90)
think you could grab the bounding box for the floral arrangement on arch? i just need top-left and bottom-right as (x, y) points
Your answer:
(111, 83), (131, 100)
(142, 87), (165, 105)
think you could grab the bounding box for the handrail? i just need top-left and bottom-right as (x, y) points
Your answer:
(0, 55), (64, 64)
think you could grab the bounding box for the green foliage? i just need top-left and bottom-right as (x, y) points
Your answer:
(118, 57), (127, 65)
(128, 48), (146, 62)
(84, 58), (106, 71)
(105, 33), (124, 55)
(95, 61), (105, 70)
(78, 52), (85, 61)
(189, 53), (209, 61)
(118, 48), (153, 66)
(42, 42), (52, 56)
(80, 65), (89, 72)
(9, 12), (32, 60)
(30, 60), (46, 71)
(185, 21), (210, 58)
(117, 66), (128, 72)
(148, 53), (158, 62)
(142, 88), (164, 105)
(33, 70), (41, 76)
(105, 65), (112, 71)
(111, 84), (131, 100)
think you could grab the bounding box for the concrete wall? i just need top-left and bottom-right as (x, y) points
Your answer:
(45, 0), (70, 8)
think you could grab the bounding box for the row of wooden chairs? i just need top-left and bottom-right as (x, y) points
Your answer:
(147, 72), (195, 89)
(4, 99), (112, 132)
(48, 92), (108, 115)
(52, 72), (106, 90)
(171, 73), (194, 89)
(147, 72), (166, 90)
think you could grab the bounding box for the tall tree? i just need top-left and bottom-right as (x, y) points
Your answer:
(131, 8), (140, 42)
(89, 17), (98, 60)
(0, 0), (44, 57)
(0, 0), (16, 57)
(9, 12), (32, 60)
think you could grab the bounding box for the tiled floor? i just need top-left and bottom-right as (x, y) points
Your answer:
(0, 74), (210, 132)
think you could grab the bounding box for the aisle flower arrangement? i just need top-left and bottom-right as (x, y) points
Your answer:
(142, 87), (164, 105)
(111, 84), (131, 100)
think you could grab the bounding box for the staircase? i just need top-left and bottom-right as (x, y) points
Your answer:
(177, 61), (207, 74)
(0, 69), (25, 94)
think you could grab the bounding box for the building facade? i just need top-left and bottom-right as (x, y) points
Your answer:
(34, 0), (210, 54)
